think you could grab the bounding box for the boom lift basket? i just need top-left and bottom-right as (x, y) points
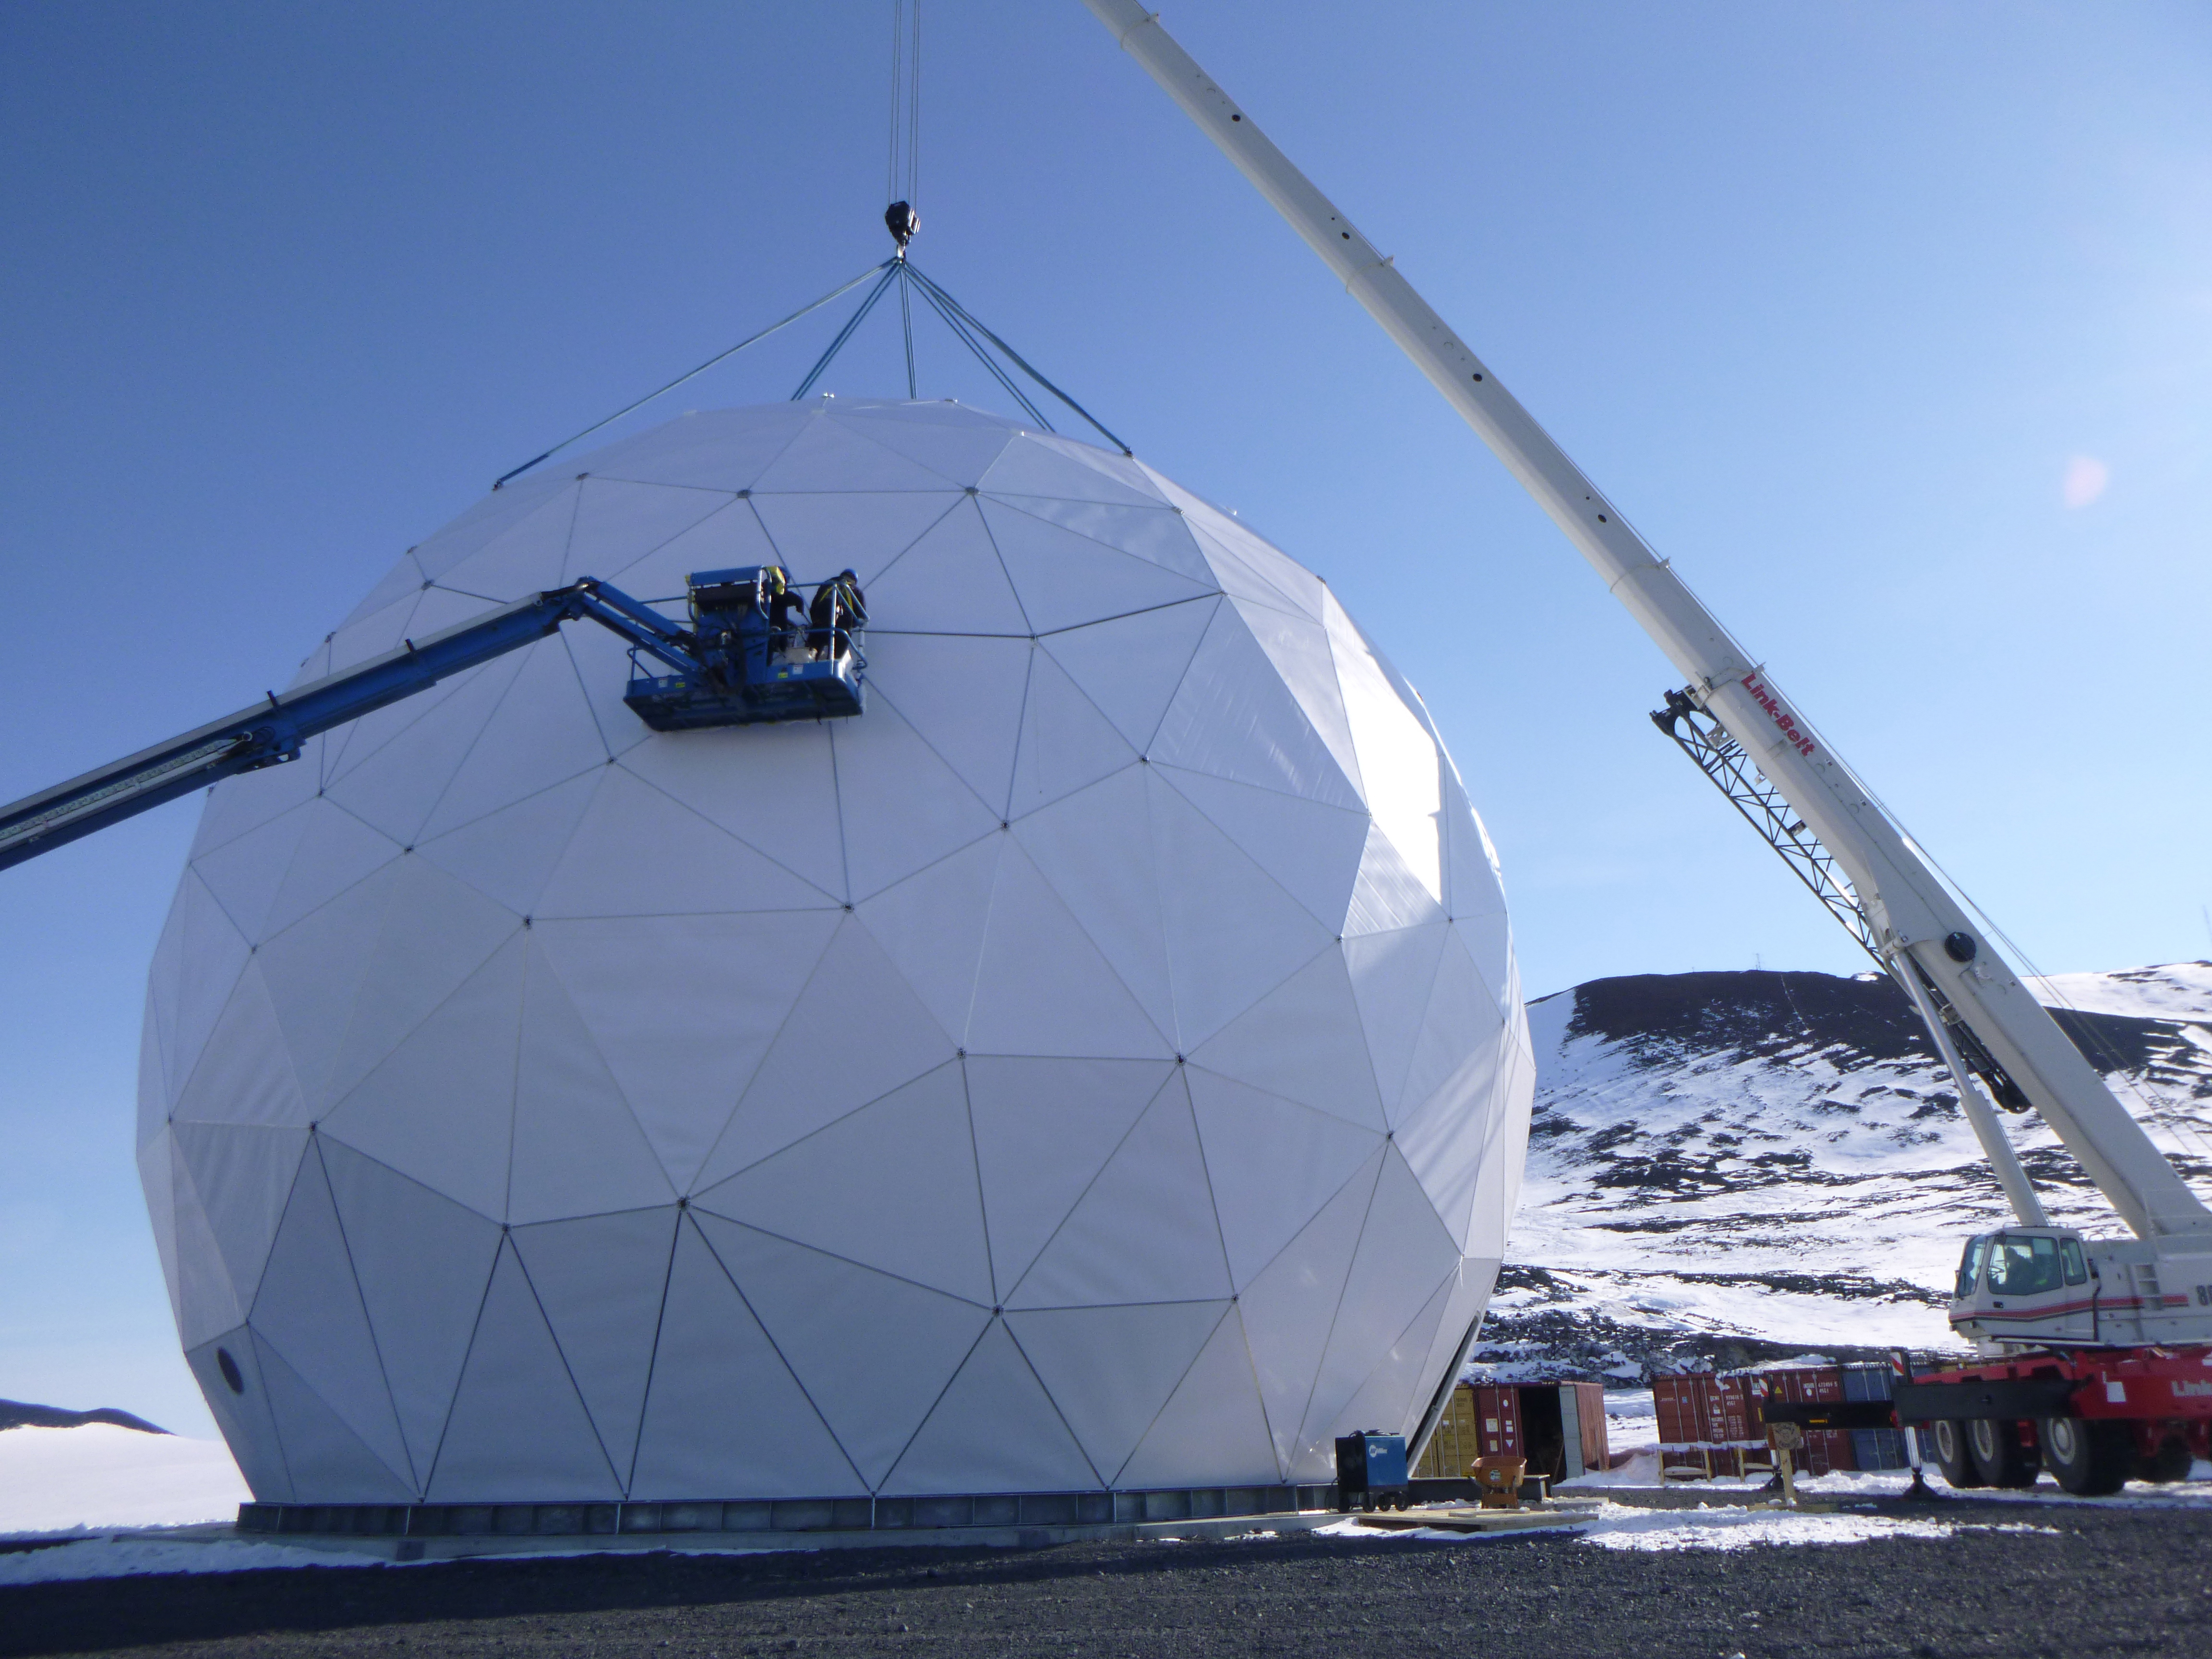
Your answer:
(624, 566), (866, 731)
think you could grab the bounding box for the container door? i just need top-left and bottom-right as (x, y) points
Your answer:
(1576, 1382), (1609, 1474)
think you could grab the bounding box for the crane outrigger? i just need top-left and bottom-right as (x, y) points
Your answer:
(1080, 0), (2212, 1494)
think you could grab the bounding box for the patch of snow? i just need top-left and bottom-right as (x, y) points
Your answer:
(0, 1425), (250, 1534)
(1320, 1507), (2058, 1551)
(2024, 963), (2212, 1023)
(1576, 1510), (2056, 1552)
(0, 1537), (383, 1586)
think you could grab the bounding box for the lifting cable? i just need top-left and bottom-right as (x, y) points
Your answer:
(495, 0), (1136, 485)
(888, 0), (920, 227)
(492, 260), (893, 489)
(890, 0), (921, 396)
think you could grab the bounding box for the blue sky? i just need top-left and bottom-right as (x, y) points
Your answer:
(3, 1), (2208, 1434)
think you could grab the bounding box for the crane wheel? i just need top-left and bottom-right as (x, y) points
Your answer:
(2039, 1416), (2131, 1496)
(2135, 1433), (2193, 1485)
(1967, 1417), (2040, 1489)
(1928, 1419), (1984, 1489)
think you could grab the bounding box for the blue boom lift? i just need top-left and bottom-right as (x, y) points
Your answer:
(0, 566), (864, 874)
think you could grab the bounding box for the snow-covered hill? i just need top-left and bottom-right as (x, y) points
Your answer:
(1480, 963), (2212, 1381)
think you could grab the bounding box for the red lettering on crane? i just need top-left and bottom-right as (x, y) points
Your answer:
(1740, 674), (1817, 758)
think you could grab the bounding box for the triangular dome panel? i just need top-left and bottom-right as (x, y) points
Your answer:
(1235, 1146), (1382, 1475)
(867, 633), (1034, 821)
(697, 1215), (992, 1489)
(321, 1139), (503, 1487)
(980, 434), (1167, 507)
(1345, 821), (1450, 938)
(750, 490), (960, 587)
(1149, 608), (1363, 811)
(1330, 1270), (1456, 1447)
(427, 1239), (623, 1501)
(318, 932), (526, 1218)
(865, 499), (1032, 635)
(628, 1218), (860, 1499)
(830, 698), (1003, 901)
(597, 498), (782, 596)
(1010, 769), (1173, 1040)
(1009, 1072), (1229, 1309)
(881, 1320), (1097, 1495)
(1152, 764), (1368, 935)
(532, 766), (837, 917)
(509, 939), (682, 1219)
(414, 769), (603, 918)
(852, 833), (1002, 1047)
(560, 478), (733, 584)
(253, 1333), (416, 1503)
(965, 837), (1171, 1060)
(1186, 944), (1385, 1133)
(1007, 648), (1140, 822)
(833, 405), (1020, 488)
(247, 1145), (413, 1490)
(581, 409), (810, 493)
(964, 1055), (1174, 1298)
(1116, 1305), (1280, 1488)
(170, 964), (313, 1131)
(984, 495), (1212, 584)
(1039, 597), (1216, 754)
(1294, 1149), (1461, 1462)
(1186, 1069), (1383, 1289)
(1006, 1299), (1226, 1484)
(1343, 923), (1452, 1117)
(530, 911), (843, 1194)
(511, 1206), (681, 1492)
(411, 478), (577, 584)
(754, 415), (968, 495)
(1146, 772), (1336, 1052)
(697, 1061), (991, 1306)
(702, 916), (957, 1182)
(616, 721), (845, 902)
(980, 499), (1214, 635)
(416, 642), (609, 842)
(171, 1120), (311, 1316)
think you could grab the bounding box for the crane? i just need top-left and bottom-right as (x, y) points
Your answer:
(1079, 0), (2212, 1494)
(0, 566), (865, 874)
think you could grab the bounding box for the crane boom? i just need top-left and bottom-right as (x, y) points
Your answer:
(1080, 0), (2210, 1243)
(0, 569), (867, 872)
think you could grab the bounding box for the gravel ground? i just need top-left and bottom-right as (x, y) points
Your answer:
(4, 1497), (2208, 1659)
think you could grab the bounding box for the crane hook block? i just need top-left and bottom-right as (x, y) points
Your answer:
(885, 201), (919, 248)
(623, 567), (867, 731)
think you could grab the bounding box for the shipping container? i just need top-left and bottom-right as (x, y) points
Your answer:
(1659, 1362), (1929, 1479)
(1415, 1382), (1610, 1480)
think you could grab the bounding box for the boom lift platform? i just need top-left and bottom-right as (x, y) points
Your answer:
(0, 565), (862, 873)
(1081, 0), (2212, 1493)
(625, 566), (864, 731)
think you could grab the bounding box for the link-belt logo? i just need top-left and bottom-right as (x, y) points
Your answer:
(2175, 1380), (2212, 1398)
(1740, 673), (1817, 758)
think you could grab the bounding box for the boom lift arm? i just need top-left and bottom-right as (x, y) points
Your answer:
(1080, 0), (2211, 1246)
(0, 568), (866, 873)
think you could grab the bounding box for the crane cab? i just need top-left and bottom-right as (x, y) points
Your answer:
(1950, 1228), (2098, 1348)
(623, 565), (866, 731)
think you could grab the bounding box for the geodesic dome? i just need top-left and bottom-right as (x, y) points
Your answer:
(138, 398), (1533, 1507)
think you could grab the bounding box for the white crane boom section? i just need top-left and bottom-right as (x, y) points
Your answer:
(1082, 0), (2211, 1242)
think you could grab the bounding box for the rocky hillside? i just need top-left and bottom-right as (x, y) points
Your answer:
(1477, 962), (2212, 1381)
(0, 1400), (165, 1434)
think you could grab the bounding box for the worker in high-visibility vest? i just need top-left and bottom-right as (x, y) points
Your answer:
(809, 569), (866, 661)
